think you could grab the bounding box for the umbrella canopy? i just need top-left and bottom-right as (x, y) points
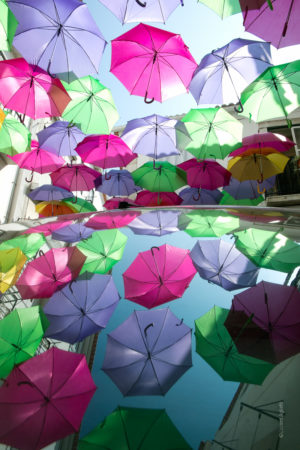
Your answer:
(220, 191), (264, 206)
(62, 197), (97, 213)
(135, 190), (183, 206)
(35, 200), (76, 217)
(44, 273), (120, 344)
(52, 223), (94, 243)
(224, 176), (276, 199)
(179, 187), (222, 205)
(0, 112), (31, 156)
(178, 158), (231, 190)
(37, 121), (86, 157)
(0, 233), (46, 259)
(178, 210), (239, 237)
(85, 210), (139, 230)
(96, 169), (141, 197)
(0, 247), (27, 293)
(190, 239), (259, 291)
(0, 58), (70, 119)
(234, 228), (300, 273)
(181, 108), (243, 160)
(0, 306), (48, 379)
(128, 210), (180, 236)
(111, 23), (197, 103)
(103, 197), (138, 209)
(28, 184), (73, 202)
(131, 161), (187, 192)
(21, 220), (73, 236)
(77, 229), (128, 274)
(123, 244), (196, 308)
(62, 76), (119, 134)
(79, 406), (191, 450)
(0, 0), (18, 51)
(0, 347), (97, 450)
(197, 0), (241, 18)
(195, 305), (275, 384)
(50, 164), (101, 192)
(230, 132), (295, 157)
(16, 247), (86, 299)
(8, 0), (107, 82)
(102, 308), (192, 395)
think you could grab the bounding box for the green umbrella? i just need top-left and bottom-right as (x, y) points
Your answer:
(0, 0), (18, 51)
(181, 108), (243, 159)
(62, 197), (97, 213)
(240, 61), (300, 126)
(78, 406), (191, 450)
(197, 0), (241, 18)
(0, 233), (46, 259)
(178, 210), (240, 237)
(62, 76), (119, 135)
(77, 229), (127, 274)
(0, 112), (31, 156)
(195, 305), (274, 384)
(234, 228), (300, 273)
(131, 161), (187, 192)
(220, 192), (264, 206)
(0, 306), (49, 378)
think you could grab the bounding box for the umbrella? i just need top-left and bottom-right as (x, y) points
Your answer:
(178, 158), (231, 190)
(62, 76), (119, 134)
(79, 406), (191, 449)
(16, 247), (86, 299)
(181, 108), (243, 160)
(0, 109), (5, 130)
(234, 228), (300, 273)
(195, 305), (275, 384)
(178, 210), (239, 237)
(52, 223), (94, 243)
(128, 210), (180, 236)
(28, 184), (73, 202)
(21, 220), (73, 236)
(0, 233), (46, 259)
(77, 229), (128, 274)
(189, 38), (272, 108)
(35, 200), (76, 217)
(75, 134), (137, 169)
(121, 114), (191, 159)
(0, 347), (97, 450)
(230, 132), (295, 157)
(224, 176), (276, 199)
(135, 190), (182, 206)
(96, 169), (141, 197)
(0, 306), (48, 378)
(104, 197), (138, 210)
(62, 197), (97, 213)
(50, 164), (101, 192)
(225, 281), (300, 364)
(0, 58), (70, 119)
(179, 187), (222, 205)
(190, 239), (259, 291)
(123, 244), (196, 308)
(0, 0), (18, 51)
(85, 211), (139, 230)
(131, 161), (187, 192)
(220, 191), (264, 206)
(0, 247), (27, 293)
(8, 0), (107, 82)
(44, 273), (120, 344)
(0, 112), (31, 156)
(37, 121), (86, 157)
(102, 308), (192, 395)
(111, 23), (197, 103)
(197, 0), (241, 18)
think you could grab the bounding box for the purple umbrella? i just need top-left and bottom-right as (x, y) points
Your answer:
(28, 184), (73, 202)
(44, 273), (120, 344)
(190, 239), (259, 291)
(96, 169), (141, 197)
(128, 210), (180, 236)
(179, 187), (222, 205)
(224, 176), (276, 200)
(102, 308), (192, 396)
(37, 121), (86, 157)
(51, 223), (94, 243)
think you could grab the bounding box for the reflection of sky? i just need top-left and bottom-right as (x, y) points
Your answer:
(80, 226), (286, 449)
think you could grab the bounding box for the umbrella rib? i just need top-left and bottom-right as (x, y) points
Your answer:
(152, 331), (191, 356)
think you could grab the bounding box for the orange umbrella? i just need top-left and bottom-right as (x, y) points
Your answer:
(35, 201), (77, 217)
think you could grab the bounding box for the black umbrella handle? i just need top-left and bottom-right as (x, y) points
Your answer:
(144, 323), (154, 337)
(144, 91), (154, 104)
(135, 0), (146, 7)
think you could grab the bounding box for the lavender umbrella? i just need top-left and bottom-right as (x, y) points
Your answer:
(190, 239), (259, 291)
(28, 184), (73, 202)
(44, 273), (120, 344)
(102, 308), (192, 396)
(96, 169), (141, 197)
(128, 210), (180, 236)
(37, 121), (86, 157)
(223, 176), (276, 200)
(52, 223), (94, 243)
(179, 187), (222, 205)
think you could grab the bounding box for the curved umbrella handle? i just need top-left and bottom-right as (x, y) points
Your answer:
(25, 170), (34, 183)
(257, 182), (266, 195)
(176, 318), (183, 326)
(144, 323), (154, 336)
(144, 92), (155, 104)
(150, 246), (160, 256)
(104, 172), (111, 180)
(70, 195), (77, 204)
(192, 189), (201, 202)
(135, 0), (146, 6)
(38, 250), (45, 257)
(234, 100), (244, 113)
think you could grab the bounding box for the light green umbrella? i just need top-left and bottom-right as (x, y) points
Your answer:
(62, 76), (119, 135)
(0, 112), (31, 155)
(77, 229), (127, 274)
(0, 0), (18, 51)
(131, 161), (187, 192)
(178, 210), (239, 237)
(197, 0), (241, 19)
(220, 192), (264, 206)
(181, 107), (243, 159)
(0, 233), (46, 259)
(62, 197), (97, 213)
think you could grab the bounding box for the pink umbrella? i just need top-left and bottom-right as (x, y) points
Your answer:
(0, 347), (96, 450)
(75, 134), (137, 170)
(0, 58), (70, 119)
(86, 210), (140, 230)
(230, 132), (295, 157)
(135, 190), (182, 206)
(21, 220), (73, 236)
(123, 244), (197, 308)
(178, 159), (231, 190)
(103, 197), (138, 210)
(16, 247), (86, 299)
(50, 164), (101, 192)
(111, 23), (197, 103)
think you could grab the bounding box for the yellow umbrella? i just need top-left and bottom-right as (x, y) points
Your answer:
(0, 248), (27, 293)
(35, 201), (77, 217)
(0, 108), (5, 130)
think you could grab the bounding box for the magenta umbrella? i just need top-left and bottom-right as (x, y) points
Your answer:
(86, 211), (140, 230)
(50, 164), (101, 192)
(16, 247), (86, 299)
(178, 159), (231, 190)
(0, 347), (96, 450)
(123, 244), (197, 308)
(21, 220), (73, 236)
(103, 197), (138, 210)
(230, 132), (295, 157)
(135, 190), (183, 206)
(111, 23), (197, 103)
(0, 58), (70, 119)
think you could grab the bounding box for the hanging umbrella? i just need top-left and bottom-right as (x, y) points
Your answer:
(0, 108), (5, 130)
(178, 158), (231, 190)
(0, 0), (18, 51)
(21, 220), (73, 236)
(77, 229), (128, 274)
(224, 176), (276, 199)
(0, 112), (31, 156)
(37, 121), (85, 158)
(35, 200), (77, 217)
(220, 191), (264, 206)
(179, 187), (222, 205)
(198, 1), (268, 19)
(128, 210), (180, 236)
(181, 108), (243, 160)
(132, 161), (187, 192)
(178, 210), (239, 237)
(234, 228), (300, 273)
(0, 306), (48, 379)
(135, 190), (182, 206)
(16, 247), (86, 299)
(104, 197), (138, 210)
(62, 197), (97, 213)
(0, 247), (27, 293)
(190, 239), (259, 291)
(44, 273), (120, 344)
(50, 164), (101, 193)
(230, 132), (295, 158)
(102, 308), (192, 395)
(111, 23), (197, 103)
(52, 223), (94, 243)
(0, 233), (46, 259)
(0, 347), (96, 450)
(28, 184), (73, 202)
(121, 114), (191, 159)
(195, 305), (275, 384)
(85, 211), (139, 230)
(62, 76), (119, 134)
(96, 169), (141, 197)
(79, 406), (191, 450)
(8, 0), (107, 82)
(123, 244), (196, 308)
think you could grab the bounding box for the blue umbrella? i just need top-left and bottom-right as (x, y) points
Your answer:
(43, 273), (120, 344)
(179, 187), (222, 205)
(51, 223), (94, 243)
(190, 239), (259, 291)
(28, 184), (73, 202)
(96, 169), (141, 197)
(128, 210), (180, 236)
(223, 176), (276, 200)
(37, 121), (86, 157)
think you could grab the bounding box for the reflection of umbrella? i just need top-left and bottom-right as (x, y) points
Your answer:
(44, 273), (120, 344)
(128, 210), (180, 236)
(178, 210), (239, 237)
(37, 121), (85, 157)
(21, 220), (73, 236)
(179, 187), (222, 205)
(132, 161), (187, 192)
(85, 211), (139, 230)
(195, 305), (274, 384)
(0, 248), (27, 293)
(0, 112), (31, 155)
(230, 132), (295, 157)
(52, 223), (94, 243)
(224, 176), (276, 199)
(102, 308), (192, 395)
(96, 169), (141, 196)
(28, 184), (73, 202)
(123, 244), (196, 308)
(35, 201), (76, 217)
(0, 347), (97, 450)
(0, 233), (46, 259)
(50, 164), (101, 192)
(190, 239), (259, 291)
(135, 190), (182, 206)
(0, 0), (18, 51)
(178, 158), (231, 190)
